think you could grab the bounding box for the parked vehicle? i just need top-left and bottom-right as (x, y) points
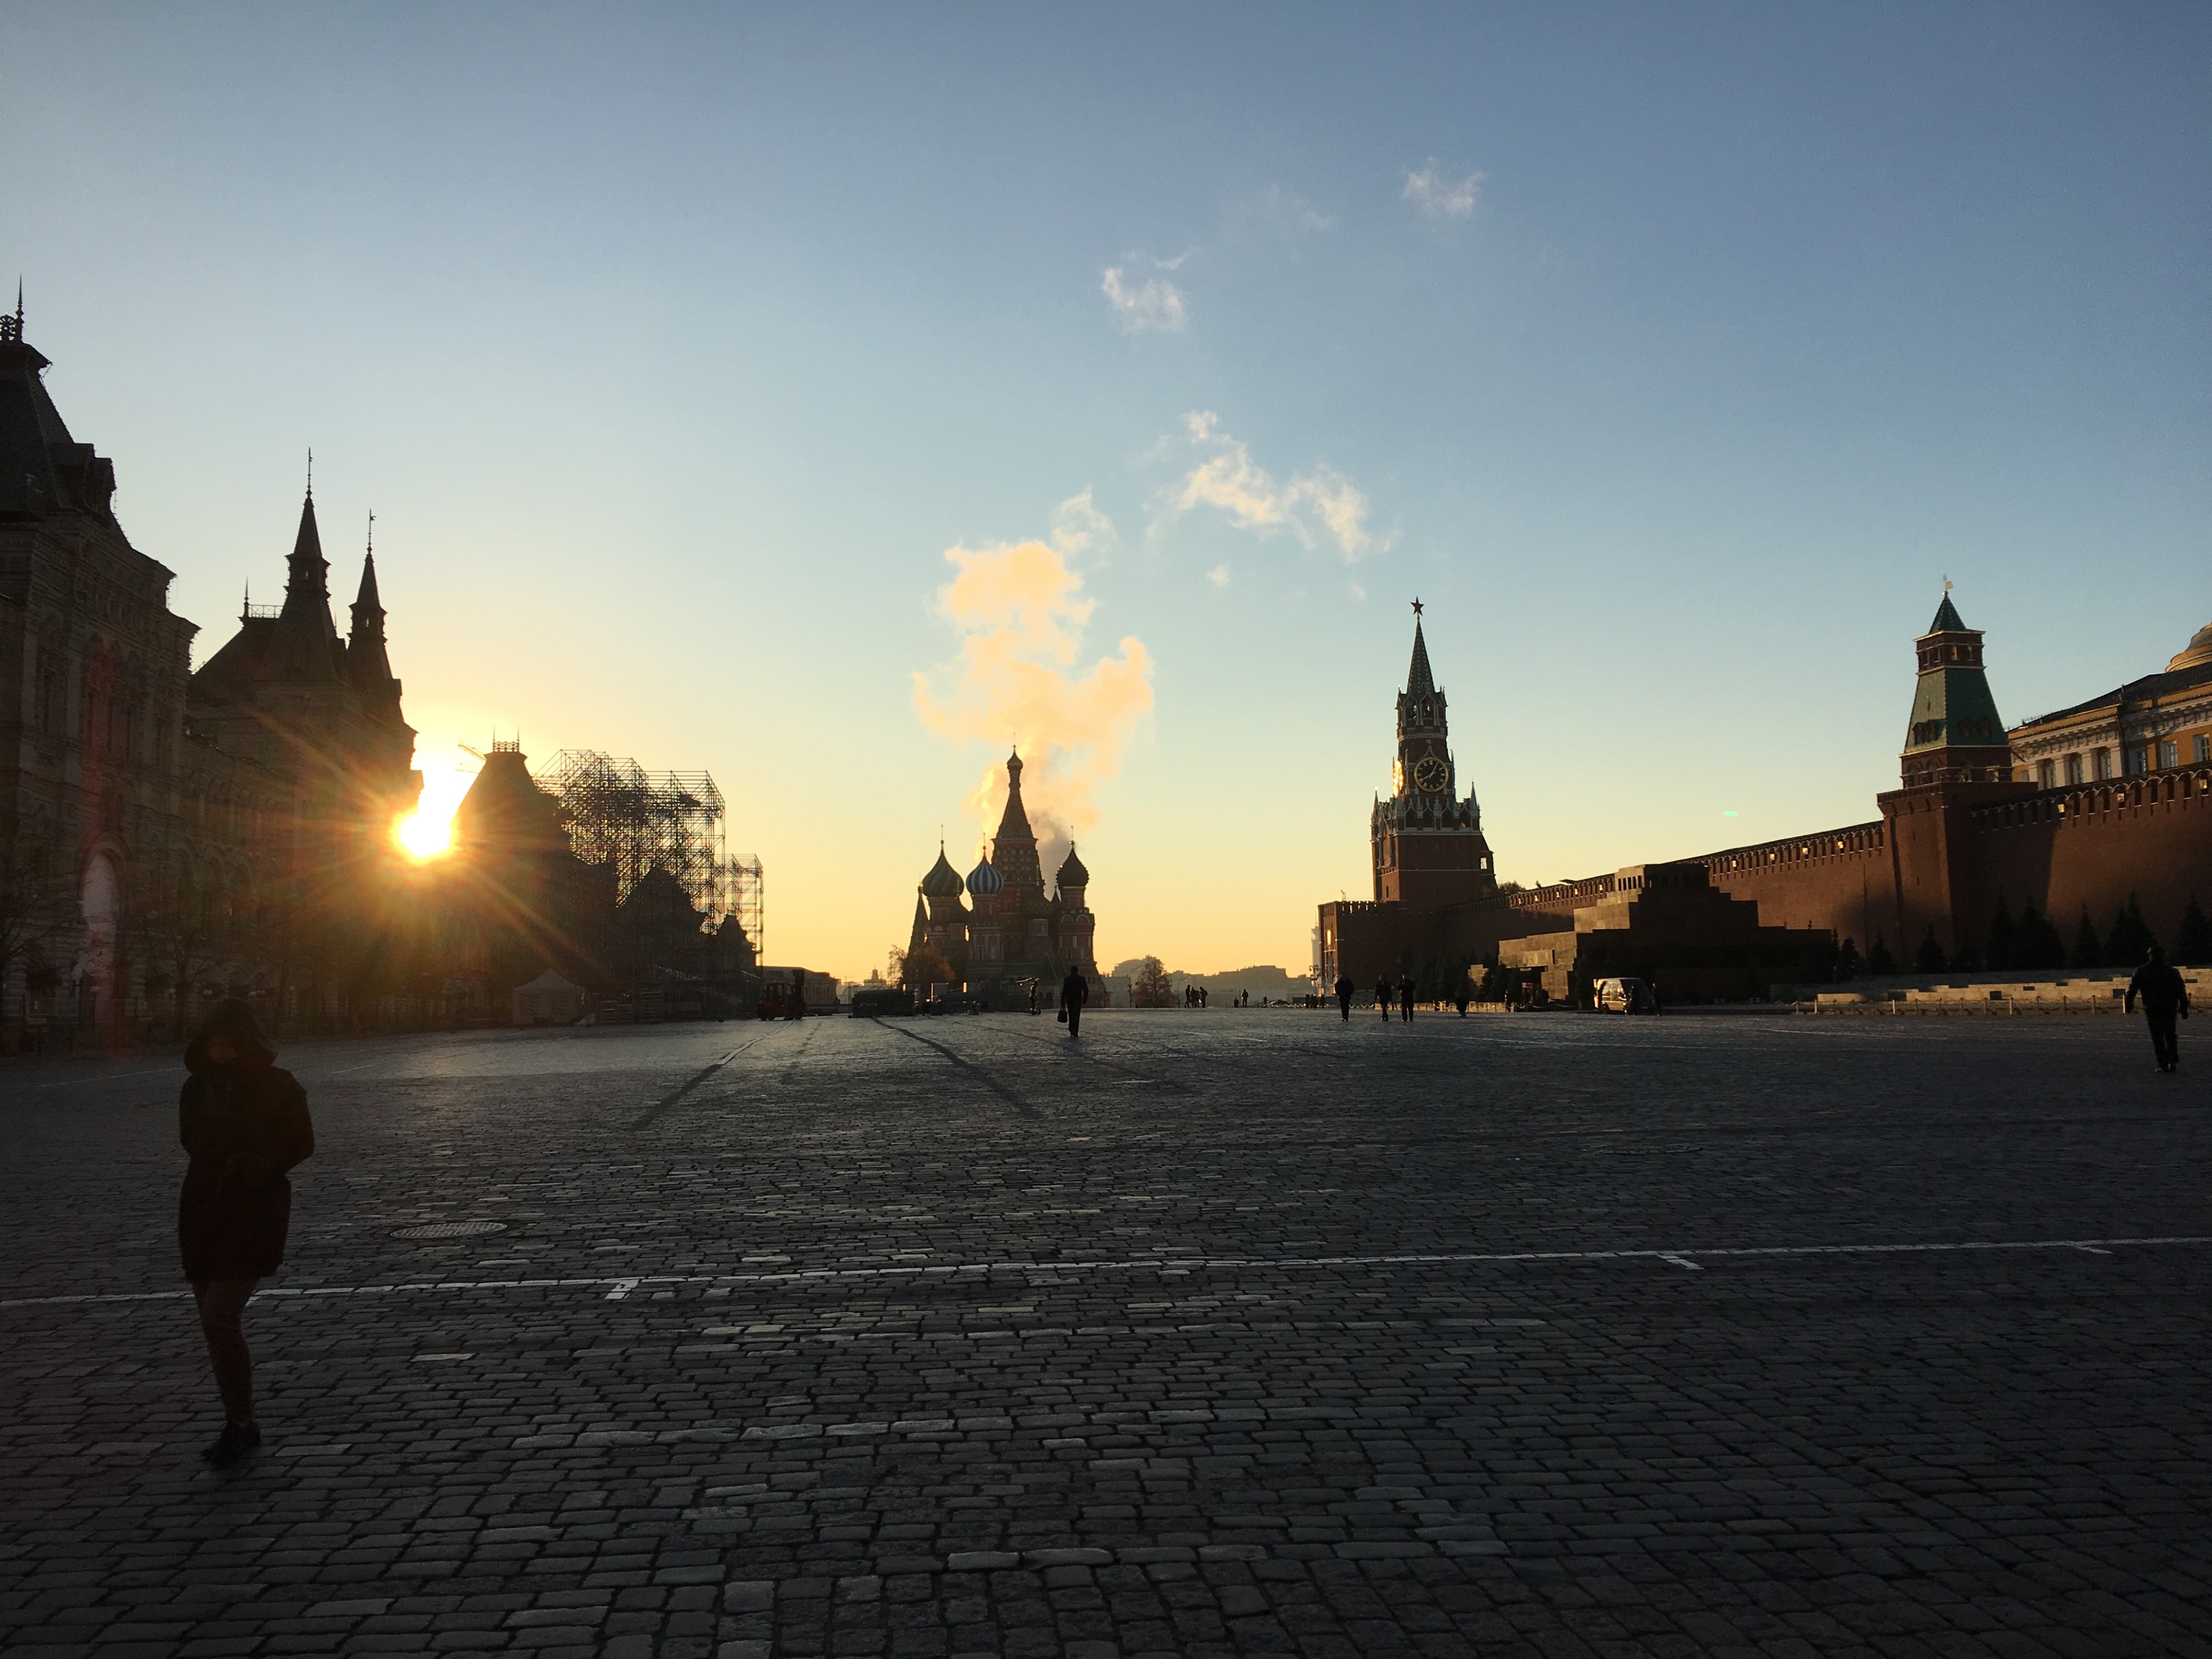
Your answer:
(1595, 976), (1658, 1014)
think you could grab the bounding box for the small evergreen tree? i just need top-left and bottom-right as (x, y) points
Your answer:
(1915, 927), (1948, 975)
(2106, 894), (2158, 965)
(2033, 903), (2069, 969)
(2174, 894), (2212, 966)
(1836, 937), (1863, 980)
(2069, 907), (2103, 969)
(1984, 895), (2016, 972)
(1868, 933), (1895, 976)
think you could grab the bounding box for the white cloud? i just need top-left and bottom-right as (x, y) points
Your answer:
(1049, 488), (1114, 559)
(1102, 265), (1188, 332)
(1208, 563), (1231, 588)
(1259, 184), (1334, 232)
(1403, 161), (1483, 221)
(1163, 411), (1386, 562)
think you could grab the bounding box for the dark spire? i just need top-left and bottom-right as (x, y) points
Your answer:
(348, 513), (399, 701)
(266, 489), (341, 680)
(995, 747), (1036, 843)
(1928, 592), (1967, 634)
(1405, 615), (1435, 697)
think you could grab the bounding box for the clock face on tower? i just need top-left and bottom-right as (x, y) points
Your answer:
(1412, 756), (1449, 794)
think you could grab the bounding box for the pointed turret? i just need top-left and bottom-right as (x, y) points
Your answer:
(995, 749), (1035, 843)
(989, 748), (1045, 900)
(1405, 617), (1435, 697)
(348, 542), (400, 705)
(266, 491), (341, 680)
(1900, 590), (2011, 785)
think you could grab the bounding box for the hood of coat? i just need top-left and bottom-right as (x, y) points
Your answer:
(184, 998), (278, 1077)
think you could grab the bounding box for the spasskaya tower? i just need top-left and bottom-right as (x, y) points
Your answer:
(1372, 602), (1497, 909)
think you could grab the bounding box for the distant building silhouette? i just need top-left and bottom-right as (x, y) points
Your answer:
(905, 749), (1097, 1002)
(1321, 596), (2212, 999)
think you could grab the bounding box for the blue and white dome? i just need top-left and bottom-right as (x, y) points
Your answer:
(965, 856), (1004, 897)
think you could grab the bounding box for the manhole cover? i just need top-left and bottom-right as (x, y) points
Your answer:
(391, 1220), (509, 1239)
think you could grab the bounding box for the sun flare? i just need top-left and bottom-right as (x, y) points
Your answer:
(395, 809), (453, 860)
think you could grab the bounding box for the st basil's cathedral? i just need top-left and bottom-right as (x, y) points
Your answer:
(909, 749), (1097, 998)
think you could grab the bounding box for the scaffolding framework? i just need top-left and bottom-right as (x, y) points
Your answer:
(730, 854), (765, 963)
(538, 751), (738, 929)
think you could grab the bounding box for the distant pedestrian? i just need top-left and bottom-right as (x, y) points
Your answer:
(1398, 974), (1416, 1022)
(177, 999), (314, 1468)
(1335, 973), (1355, 1020)
(1374, 976), (1392, 1021)
(2125, 945), (2189, 1073)
(1060, 967), (1090, 1039)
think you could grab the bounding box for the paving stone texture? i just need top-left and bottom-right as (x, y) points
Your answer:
(2, 1008), (2209, 1658)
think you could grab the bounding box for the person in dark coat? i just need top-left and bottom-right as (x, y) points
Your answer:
(1060, 968), (1090, 1039)
(1334, 973), (1355, 1021)
(1373, 976), (1392, 1022)
(1398, 973), (1416, 1023)
(2125, 945), (2190, 1073)
(178, 999), (314, 1466)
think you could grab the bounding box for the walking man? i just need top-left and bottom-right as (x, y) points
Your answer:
(2125, 944), (2189, 1072)
(178, 999), (314, 1467)
(1398, 973), (1416, 1023)
(1060, 966), (1090, 1039)
(1335, 972), (1355, 1020)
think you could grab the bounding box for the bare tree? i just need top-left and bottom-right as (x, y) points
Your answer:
(0, 844), (72, 1036)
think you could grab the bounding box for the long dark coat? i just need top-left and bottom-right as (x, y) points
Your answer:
(177, 1003), (314, 1283)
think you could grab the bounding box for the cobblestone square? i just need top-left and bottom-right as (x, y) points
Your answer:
(4, 1010), (2209, 1658)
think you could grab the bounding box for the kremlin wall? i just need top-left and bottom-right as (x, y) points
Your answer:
(1322, 600), (2212, 1001)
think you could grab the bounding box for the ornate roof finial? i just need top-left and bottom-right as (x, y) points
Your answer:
(366, 507), (373, 557)
(1, 278), (20, 344)
(305, 446), (313, 499)
(1411, 597), (1423, 616)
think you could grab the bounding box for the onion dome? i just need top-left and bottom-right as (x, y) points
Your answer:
(965, 855), (1004, 897)
(919, 847), (964, 899)
(1055, 843), (1089, 889)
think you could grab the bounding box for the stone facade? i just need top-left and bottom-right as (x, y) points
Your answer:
(0, 311), (424, 1043)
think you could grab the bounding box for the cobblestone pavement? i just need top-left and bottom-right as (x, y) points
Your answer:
(3, 1009), (2209, 1658)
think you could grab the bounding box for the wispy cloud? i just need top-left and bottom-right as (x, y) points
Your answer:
(1258, 184), (1334, 232)
(1403, 161), (1483, 221)
(912, 502), (1154, 871)
(1207, 563), (1231, 588)
(1162, 411), (1386, 562)
(1102, 265), (1188, 332)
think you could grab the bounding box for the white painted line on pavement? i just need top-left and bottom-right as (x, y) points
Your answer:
(6, 1233), (2208, 1310)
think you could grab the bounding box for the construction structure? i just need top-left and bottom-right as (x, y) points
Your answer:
(537, 750), (744, 928)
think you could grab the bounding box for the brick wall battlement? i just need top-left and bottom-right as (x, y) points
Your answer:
(1967, 762), (2212, 832)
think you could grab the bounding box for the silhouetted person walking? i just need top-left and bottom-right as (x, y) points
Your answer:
(1374, 976), (1392, 1021)
(1335, 973), (1355, 1020)
(1398, 974), (1416, 1022)
(1060, 968), (1090, 1039)
(178, 1000), (313, 1467)
(2125, 945), (2189, 1073)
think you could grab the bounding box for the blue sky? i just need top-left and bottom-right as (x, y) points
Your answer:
(6, 3), (2207, 978)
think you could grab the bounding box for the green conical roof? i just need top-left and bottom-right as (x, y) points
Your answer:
(1928, 593), (1968, 634)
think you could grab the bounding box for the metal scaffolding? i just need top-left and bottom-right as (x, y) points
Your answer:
(538, 751), (735, 927)
(730, 854), (765, 963)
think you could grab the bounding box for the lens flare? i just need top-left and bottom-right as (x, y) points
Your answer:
(395, 809), (453, 860)
(392, 748), (477, 862)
